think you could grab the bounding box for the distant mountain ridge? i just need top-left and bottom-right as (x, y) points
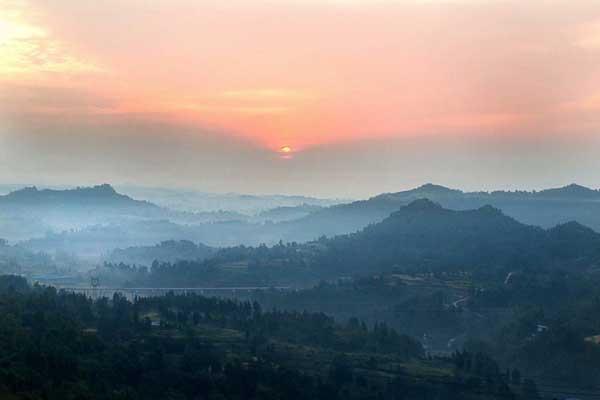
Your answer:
(0, 184), (166, 242)
(254, 204), (323, 222)
(6, 182), (600, 258)
(0, 184), (157, 208)
(535, 183), (600, 199)
(276, 183), (600, 243)
(116, 185), (347, 214)
(375, 182), (600, 201)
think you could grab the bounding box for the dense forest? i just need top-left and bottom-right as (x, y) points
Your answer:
(0, 275), (533, 400)
(106, 240), (216, 267)
(252, 271), (600, 390)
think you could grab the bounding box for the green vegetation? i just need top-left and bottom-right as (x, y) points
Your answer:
(107, 240), (215, 267)
(0, 275), (521, 400)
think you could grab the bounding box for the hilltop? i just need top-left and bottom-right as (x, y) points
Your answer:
(0, 184), (155, 208)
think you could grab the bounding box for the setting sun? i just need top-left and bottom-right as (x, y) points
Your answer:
(280, 146), (292, 153)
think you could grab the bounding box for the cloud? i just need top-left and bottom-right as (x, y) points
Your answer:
(169, 102), (292, 116)
(220, 89), (315, 101)
(0, 1), (101, 78)
(574, 20), (600, 50)
(5, 0), (600, 148)
(0, 83), (117, 115)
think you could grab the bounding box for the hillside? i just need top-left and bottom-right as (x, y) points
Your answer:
(253, 203), (323, 222)
(0, 184), (154, 208)
(0, 185), (165, 240)
(0, 275), (527, 400)
(316, 199), (600, 276)
(116, 185), (346, 213)
(107, 240), (215, 266)
(276, 183), (600, 243)
(0, 185), (254, 247)
(129, 200), (600, 288)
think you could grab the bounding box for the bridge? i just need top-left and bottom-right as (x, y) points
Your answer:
(58, 286), (292, 300)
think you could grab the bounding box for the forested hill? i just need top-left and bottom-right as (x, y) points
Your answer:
(0, 275), (529, 400)
(0, 184), (157, 209)
(107, 240), (215, 266)
(0, 185), (247, 246)
(316, 199), (600, 275)
(0, 185), (170, 244)
(276, 183), (600, 243)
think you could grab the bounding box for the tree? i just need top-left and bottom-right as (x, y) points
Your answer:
(522, 379), (540, 399)
(511, 369), (522, 385)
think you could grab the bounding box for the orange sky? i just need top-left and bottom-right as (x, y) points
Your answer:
(2, 0), (599, 150)
(1, 0), (600, 196)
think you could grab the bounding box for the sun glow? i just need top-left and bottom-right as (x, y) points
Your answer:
(0, 5), (99, 78)
(2, 0), (600, 156)
(278, 145), (294, 159)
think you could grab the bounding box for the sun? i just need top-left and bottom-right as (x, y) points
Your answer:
(280, 146), (292, 153)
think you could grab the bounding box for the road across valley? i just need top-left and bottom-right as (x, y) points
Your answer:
(57, 286), (292, 300)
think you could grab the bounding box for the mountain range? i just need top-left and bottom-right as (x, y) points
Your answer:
(4, 182), (600, 260)
(131, 198), (600, 289)
(115, 185), (346, 214)
(274, 183), (600, 243)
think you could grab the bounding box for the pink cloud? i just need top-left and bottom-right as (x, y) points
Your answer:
(2, 0), (600, 152)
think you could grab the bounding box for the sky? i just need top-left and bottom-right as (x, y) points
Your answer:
(1, 0), (600, 198)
